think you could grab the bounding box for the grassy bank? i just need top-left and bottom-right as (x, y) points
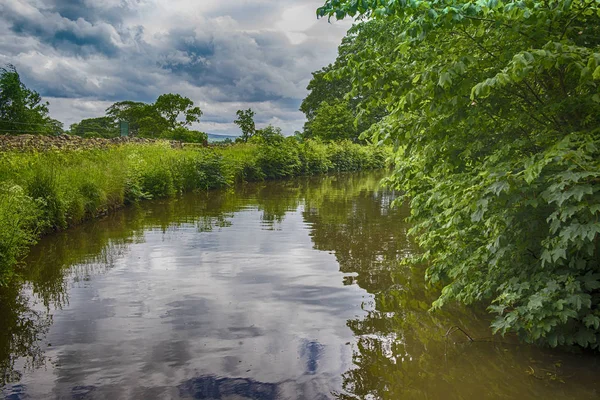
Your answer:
(0, 138), (389, 284)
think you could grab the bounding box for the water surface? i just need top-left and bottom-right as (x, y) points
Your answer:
(1, 172), (599, 399)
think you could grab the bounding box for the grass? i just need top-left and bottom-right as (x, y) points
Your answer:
(0, 139), (390, 284)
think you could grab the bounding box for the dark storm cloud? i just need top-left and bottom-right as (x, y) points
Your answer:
(3, 0), (124, 57)
(0, 0), (351, 134)
(45, 0), (135, 24)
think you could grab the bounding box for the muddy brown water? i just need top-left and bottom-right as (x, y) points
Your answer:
(1, 172), (599, 399)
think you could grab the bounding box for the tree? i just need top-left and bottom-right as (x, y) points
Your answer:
(69, 117), (118, 138)
(317, 1), (600, 348)
(104, 94), (202, 138)
(300, 29), (387, 142)
(0, 65), (62, 135)
(301, 64), (351, 122)
(234, 108), (256, 143)
(307, 100), (358, 142)
(105, 101), (160, 137)
(154, 93), (203, 129)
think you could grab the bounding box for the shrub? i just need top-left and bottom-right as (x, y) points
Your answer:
(140, 165), (175, 198)
(160, 127), (208, 144)
(299, 139), (332, 175)
(0, 185), (40, 284)
(255, 137), (301, 179)
(26, 168), (66, 231)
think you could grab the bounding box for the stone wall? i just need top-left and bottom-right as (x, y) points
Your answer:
(0, 134), (184, 152)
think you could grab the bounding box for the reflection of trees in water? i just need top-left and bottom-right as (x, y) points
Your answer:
(4, 170), (598, 398)
(0, 172), (388, 386)
(0, 283), (51, 386)
(300, 178), (600, 400)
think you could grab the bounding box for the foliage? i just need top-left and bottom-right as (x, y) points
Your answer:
(153, 93), (203, 128)
(0, 65), (63, 135)
(299, 139), (333, 175)
(253, 127), (302, 179)
(105, 100), (165, 137)
(301, 31), (387, 142)
(102, 93), (203, 138)
(301, 64), (351, 122)
(160, 127), (208, 144)
(69, 117), (118, 138)
(317, 0), (600, 348)
(0, 185), (40, 285)
(234, 108), (256, 143)
(307, 100), (358, 142)
(0, 140), (389, 284)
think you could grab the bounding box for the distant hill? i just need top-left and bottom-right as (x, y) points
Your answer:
(207, 133), (238, 143)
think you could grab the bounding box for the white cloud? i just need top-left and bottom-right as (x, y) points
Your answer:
(1, 0), (352, 134)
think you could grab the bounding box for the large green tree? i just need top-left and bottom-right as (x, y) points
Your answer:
(301, 27), (387, 142)
(317, 1), (600, 348)
(105, 100), (161, 137)
(0, 65), (63, 135)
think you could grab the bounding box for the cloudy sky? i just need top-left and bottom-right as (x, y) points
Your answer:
(0, 0), (352, 135)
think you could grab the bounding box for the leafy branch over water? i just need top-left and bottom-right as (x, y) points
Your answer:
(317, 0), (600, 348)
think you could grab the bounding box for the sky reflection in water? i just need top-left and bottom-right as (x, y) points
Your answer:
(1, 172), (600, 399)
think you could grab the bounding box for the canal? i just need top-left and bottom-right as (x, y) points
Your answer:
(1, 172), (599, 399)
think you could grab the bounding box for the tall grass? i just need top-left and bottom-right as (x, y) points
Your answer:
(0, 139), (390, 283)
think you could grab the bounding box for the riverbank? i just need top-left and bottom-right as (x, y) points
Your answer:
(0, 138), (390, 284)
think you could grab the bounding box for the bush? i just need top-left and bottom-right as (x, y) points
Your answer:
(0, 185), (40, 284)
(140, 166), (175, 198)
(327, 140), (370, 172)
(255, 137), (301, 179)
(26, 168), (66, 231)
(299, 139), (332, 175)
(174, 153), (228, 192)
(160, 127), (208, 144)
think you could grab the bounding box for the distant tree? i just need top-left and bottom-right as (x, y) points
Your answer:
(154, 93), (203, 129)
(69, 117), (118, 138)
(0, 65), (62, 135)
(104, 94), (202, 138)
(105, 101), (160, 137)
(233, 109), (256, 143)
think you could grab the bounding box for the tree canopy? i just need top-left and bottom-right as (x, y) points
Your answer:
(316, 0), (600, 348)
(69, 117), (118, 138)
(0, 65), (63, 135)
(234, 108), (256, 143)
(72, 94), (204, 139)
(300, 27), (387, 142)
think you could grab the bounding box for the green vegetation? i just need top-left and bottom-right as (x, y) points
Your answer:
(300, 30), (387, 142)
(73, 93), (205, 140)
(68, 116), (117, 138)
(0, 140), (389, 284)
(0, 65), (63, 135)
(317, 1), (600, 348)
(234, 108), (257, 143)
